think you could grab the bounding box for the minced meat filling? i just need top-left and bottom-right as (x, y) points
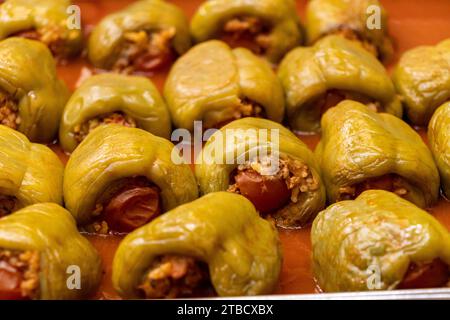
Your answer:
(221, 16), (271, 55)
(138, 255), (212, 299)
(0, 91), (20, 130)
(211, 98), (266, 129)
(326, 27), (379, 58)
(228, 156), (319, 213)
(0, 249), (40, 300)
(113, 28), (176, 74)
(338, 174), (409, 201)
(73, 112), (137, 144)
(316, 89), (381, 115)
(0, 195), (17, 218)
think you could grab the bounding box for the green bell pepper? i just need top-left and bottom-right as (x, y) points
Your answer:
(164, 40), (285, 131)
(312, 190), (450, 292)
(0, 0), (83, 59)
(393, 39), (450, 126)
(88, 0), (191, 72)
(64, 124), (198, 227)
(0, 37), (69, 143)
(0, 125), (63, 216)
(112, 192), (282, 298)
(305, 0), (393, 62)
(429, 102), (450, 199)
(190, 0), (303, 63)
(59, 73), (172, 153)
(0, 203), (102, 299)
(315, 100), (439, 208)
(278, 35), (401, 132)
(196, 117), (325, 228)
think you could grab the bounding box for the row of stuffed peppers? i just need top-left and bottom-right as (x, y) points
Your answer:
(0, 0), (392, 68)
(1, 33), (448, 147)
(0, 100), (449, 297)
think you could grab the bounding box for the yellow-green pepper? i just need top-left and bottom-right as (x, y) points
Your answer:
(312, 190), (450, 292)
(429, 102), (450, 199)
(88, 0), (191, 72)
(306, 0), (393, 62)
(190, 0), (303, 63)
(59, 73), (172, 153)
(393, 39), (450, 126)
(0, 203), (102, 299)
(195, 117), (325, 228)
(0, 0), (83, 59)
(64, 124), (198, 227)
(278, 35), (401, 132)
(315, 100), (439, 208)
(0, 125), (63, 216)
(0, 37), (69, 143)
(112, 192), (282, 298)
(164, 40), (285, 131)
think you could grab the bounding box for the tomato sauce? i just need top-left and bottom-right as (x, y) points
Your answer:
(53, 0), (450, 298)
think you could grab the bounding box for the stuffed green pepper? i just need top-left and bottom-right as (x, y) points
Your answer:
(0, 203), (101, 299)
(315, 100), (439, 208)
(305, 0), (393, 62)
(0, 125), (63, 217)
(393, 39), (450, 126)
(64, 124), (198, 234)
(0, 0), (83, 61)
(0, 37), (69, 143)
(196, 117), (325, 228)
(278, 35), (401, 132)
(59, 73), (172, 153)
(190, 0), (303, 63)
(312, 190), (450, 292)
(164, 40), (285, 131)
(88, 0), (191, 74)
(429, 102), (450, 199)
(113, 192), (282, 299)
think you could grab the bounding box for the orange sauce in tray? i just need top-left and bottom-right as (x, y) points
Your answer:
(53, 0), (450, 299)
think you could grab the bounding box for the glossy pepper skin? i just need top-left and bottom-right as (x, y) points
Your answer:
(59, 73), (172, 153)
(164, 40), (285, 131)
(64, 124), (198, 226)
(429, 102), (450, 199)
(0, 203), (102, 299)
(0, 125), (63, 211)
(393, 39), (450, 126)
(315, 100), (439, 208)
(278, 35), (401, 132)
(305, 0), (393, 62)
(190, 0), (303, 63)
(88, 0), (191, 70)
(113, 192), (282, 298)
(312, 190), (450, 292)
(0, 38), (69, 143)
(0, 0), (83, 58)
(196, 117), (325, 228)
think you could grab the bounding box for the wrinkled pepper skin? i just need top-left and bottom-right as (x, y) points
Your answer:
(306, 0), (393, 61)
(429, 102), (450, 199)
(312, 190), (450, 292)
(315, 101), (440, 208)
(0, 38), (69, 143)
(0, 125), (63, 211)
(278, 35), (401, 132)
(196, 117), (325, 227)
(88, 0), (191, 70)
(64, 124), (198, 226)
(393, 39), (450, 126)
(113, 192), (282, 298)
(0, 0), (83, 58)
(59, 74), (172, 153)
(164, 41), (285, 131)
(190, 0), (303, 63)
(0, 203), (102, 299)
